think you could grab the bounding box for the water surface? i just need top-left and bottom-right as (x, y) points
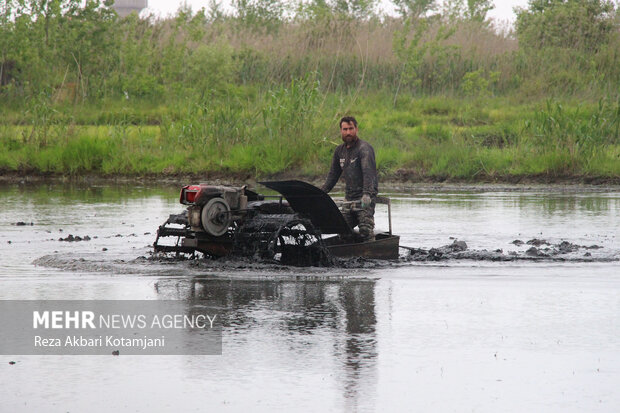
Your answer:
(1, 182), (618, 412)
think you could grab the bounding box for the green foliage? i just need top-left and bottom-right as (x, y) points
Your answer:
(524, 98), (620, 157)
(516, 0), (617, 51)
(465, 0), (494, 22)
(0, 0), (118, 99)
(1, 1), (620, 181)
(441, 0), (494, 22)
(297, 0), (379, 19)
(112, 14), (162, 99)
(460, 124), (518, 148)
(1, 0), (619, 101)
(421, 123), (451, 142)
(261, 75), (321, 140)
(332, 0), (378, 18)
(417, 96), (458, 115)
(376, 147), (403, 173)
(232, 0), (286, 33)
(460, 69), (500, 96)
(392, 16), (458, 99)
(186, 44), (238, 95)
(392, 0), (437, 18)
(1, 94), (618, 180)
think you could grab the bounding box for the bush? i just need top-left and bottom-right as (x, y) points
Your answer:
(185, 44), (238, 96)
(516, 0), (617, 52)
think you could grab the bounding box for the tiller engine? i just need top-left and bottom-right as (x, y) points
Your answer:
(153, 182), (331, 266)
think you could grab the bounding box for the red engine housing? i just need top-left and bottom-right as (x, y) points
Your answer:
(180, 185), (202, 205)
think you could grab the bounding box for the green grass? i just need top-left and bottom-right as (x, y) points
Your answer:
(0, 91), (618, 181)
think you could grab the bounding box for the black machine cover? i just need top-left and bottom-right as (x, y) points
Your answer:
(259, 180), (353, 235)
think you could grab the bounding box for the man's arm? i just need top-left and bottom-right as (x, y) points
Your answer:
(321, 150), (342, 193)
(360, 144), (378, 198)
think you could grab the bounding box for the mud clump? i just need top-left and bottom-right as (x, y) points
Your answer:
(408, 245), (512, 262)
(58, 235), (91, 242)
(407, 240), (471, 261)
(553, 241), (603, 254)
(334, 256), (396, 269)
(527, 239), (550, 247)
(526, 247), (548, 257)
(557, 241), (579, 254)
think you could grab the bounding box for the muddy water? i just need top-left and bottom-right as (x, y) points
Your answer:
(1, 183), (619, 412)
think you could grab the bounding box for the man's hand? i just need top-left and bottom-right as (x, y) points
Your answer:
(361, 194), (371, 208)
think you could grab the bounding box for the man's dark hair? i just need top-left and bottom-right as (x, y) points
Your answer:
(339, 116), (357, 128)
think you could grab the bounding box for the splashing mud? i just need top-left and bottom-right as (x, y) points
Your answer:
(32, 235), (618, 276)
(148, 238), (616, 268)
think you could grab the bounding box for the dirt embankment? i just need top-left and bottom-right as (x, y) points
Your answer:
(2, 170), (620, 190)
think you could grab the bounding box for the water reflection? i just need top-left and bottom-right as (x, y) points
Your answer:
(0, 181), (177, 204)
(155, 277), (378, 410)
(391, 191), (619, 216)
(340, 281), (377, 411)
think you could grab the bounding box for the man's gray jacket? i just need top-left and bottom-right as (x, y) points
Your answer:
(321, 138), (378, 201)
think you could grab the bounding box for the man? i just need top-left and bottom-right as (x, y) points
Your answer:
(321, 116), (378, 241)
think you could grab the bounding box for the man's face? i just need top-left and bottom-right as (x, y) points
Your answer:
(340, 121), (358, 146)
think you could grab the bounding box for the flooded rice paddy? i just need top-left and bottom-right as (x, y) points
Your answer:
(1, 182), (619, 412)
